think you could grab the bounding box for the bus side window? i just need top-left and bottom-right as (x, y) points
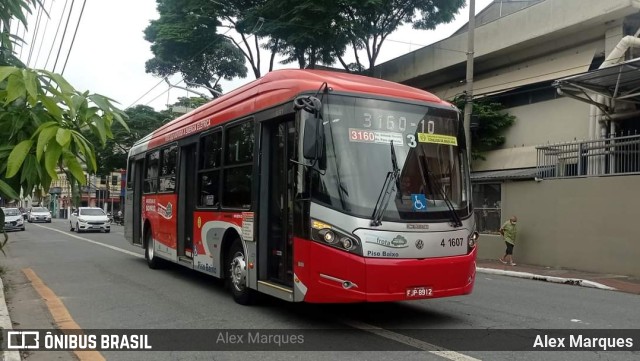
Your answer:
(222, 121), (254, 209)
(198, 131), (222, 208)
(159, 145), (177, 193)
(144, 150), (160, 193)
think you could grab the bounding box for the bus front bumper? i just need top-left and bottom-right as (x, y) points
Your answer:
(295, 239), (476, 303)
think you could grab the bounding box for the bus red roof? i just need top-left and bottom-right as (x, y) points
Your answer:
(147, 69), (449, 148)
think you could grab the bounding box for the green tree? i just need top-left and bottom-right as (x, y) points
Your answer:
(168, 96), (209, 109)
(0, 0), (128, 206)
(212, 0), (276, 78)
(257, 0), (347, 70)
(144, 0), (248, 96)
(338, 0), (465, 75)
(90, 105), (171, 176)
(453, 96), (516, 161)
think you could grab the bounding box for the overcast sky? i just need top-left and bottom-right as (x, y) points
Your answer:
(14, 0), (493, 111)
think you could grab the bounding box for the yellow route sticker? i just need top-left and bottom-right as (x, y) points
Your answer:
(417, 133), (458, 146)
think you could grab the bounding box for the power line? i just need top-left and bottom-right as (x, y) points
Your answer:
(33, 0), (55, 68)
(126, 77), (168, 109)
(26, 3), (45, 66)
(61, 0), (87, 75)
(145, 79), (185, 107)
(44, 0), (70, 71)
(18, 21), (26, 59)
(128, 27), (235, 109)
(53, 0), (76, 73)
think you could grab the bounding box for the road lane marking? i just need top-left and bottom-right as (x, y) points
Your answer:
(342, 319), (481, 361)
(23, 268), (105, 361)
(34, 224), (144, 259)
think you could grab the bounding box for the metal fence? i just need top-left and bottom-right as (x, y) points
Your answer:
(536, 132), (640, 179)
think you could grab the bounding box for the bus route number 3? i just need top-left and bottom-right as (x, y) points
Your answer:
(441, 238), (464, 247)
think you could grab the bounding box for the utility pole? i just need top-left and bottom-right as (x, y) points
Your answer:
(463, 0), (476, 162)
(110, 173), (114, 213)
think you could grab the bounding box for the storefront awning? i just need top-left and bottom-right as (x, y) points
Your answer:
(553, 57), (640, 106)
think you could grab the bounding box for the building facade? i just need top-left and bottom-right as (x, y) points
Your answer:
(44, 170), (125, 218)
(376, 0), (640, 277)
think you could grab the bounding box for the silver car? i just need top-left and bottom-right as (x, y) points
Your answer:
(69, 207), (110, 233)
(2, 208), (26, 231)
(28, 207), (52, 223)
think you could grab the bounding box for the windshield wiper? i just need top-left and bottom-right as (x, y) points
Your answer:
(418, 152), (463, 228)
(370, 141), (400, 226)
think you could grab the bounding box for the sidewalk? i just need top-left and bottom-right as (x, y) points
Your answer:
(476, 259), (640, 295)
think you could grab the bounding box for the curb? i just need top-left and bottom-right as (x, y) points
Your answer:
(0, 277), (21, 361)
(476, 267), (616, 291)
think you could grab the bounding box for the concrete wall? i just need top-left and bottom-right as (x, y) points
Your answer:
(476, 175), (640, 277)
(470, 98), (591, 171)
(502, 97), (591, 148)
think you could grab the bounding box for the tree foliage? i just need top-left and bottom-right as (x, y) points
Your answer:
(145, 0), (465, 83)
(90, 97), (209, 176)
(167, 96), (209, 110)
(338, 0), (465, 74)
(212, 0), (276, 78)
(90, 105), (171, 176)
(257, 0), (348, 70)
(0, 0), (39, 67)
(144, 0), (248, 96)
(0, 0), (128, 205)
(453, 96), (516, 161)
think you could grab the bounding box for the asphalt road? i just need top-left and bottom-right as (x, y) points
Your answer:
(2, 219), (639, 361)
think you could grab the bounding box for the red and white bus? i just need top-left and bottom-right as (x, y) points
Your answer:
(124, 69), (478, 305)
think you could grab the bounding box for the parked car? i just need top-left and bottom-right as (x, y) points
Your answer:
(28, 207), (52, 223)
(2, 207), (26, 231)
(69, 207), (110, 233)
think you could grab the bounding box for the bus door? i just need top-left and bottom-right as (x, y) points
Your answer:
(262, 119), (296, 286)
(126, 158), (144, 246)
(178, 144), (196, 258)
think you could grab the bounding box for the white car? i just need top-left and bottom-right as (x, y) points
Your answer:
(69, 207), (110, 233)
(2, 207), (26, 231)
(28, 207), (52, 223)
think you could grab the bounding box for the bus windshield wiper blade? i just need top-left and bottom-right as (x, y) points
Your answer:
(371, 141), (400, 226)
(418, 153), (462, 228)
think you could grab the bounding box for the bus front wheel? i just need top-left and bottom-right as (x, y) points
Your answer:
(227, 238), (255, 305)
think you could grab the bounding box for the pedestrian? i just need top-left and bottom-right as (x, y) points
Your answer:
(499, 215), (518, 266)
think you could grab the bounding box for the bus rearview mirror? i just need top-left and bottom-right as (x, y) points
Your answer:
(303, 115), (324, 160)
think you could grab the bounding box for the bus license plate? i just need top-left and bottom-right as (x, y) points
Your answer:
(406, 287), (433, 298)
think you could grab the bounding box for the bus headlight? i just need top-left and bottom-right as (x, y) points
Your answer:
(319, 229), (337, 244)
(468, 231), (479, 249)
(311, 220), (362, 255)
(340, 237), (353, 250)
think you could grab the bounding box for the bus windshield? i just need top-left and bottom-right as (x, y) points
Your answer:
(307, 95), (471, 223)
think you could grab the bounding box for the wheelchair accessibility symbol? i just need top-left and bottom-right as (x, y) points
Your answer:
(412, 194), (428, 212)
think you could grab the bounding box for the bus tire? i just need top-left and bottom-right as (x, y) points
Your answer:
(227, 238), (254, 305)
(145, 227), (163, 269)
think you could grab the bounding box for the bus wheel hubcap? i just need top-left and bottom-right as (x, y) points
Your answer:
(230, 252), (246, 292)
